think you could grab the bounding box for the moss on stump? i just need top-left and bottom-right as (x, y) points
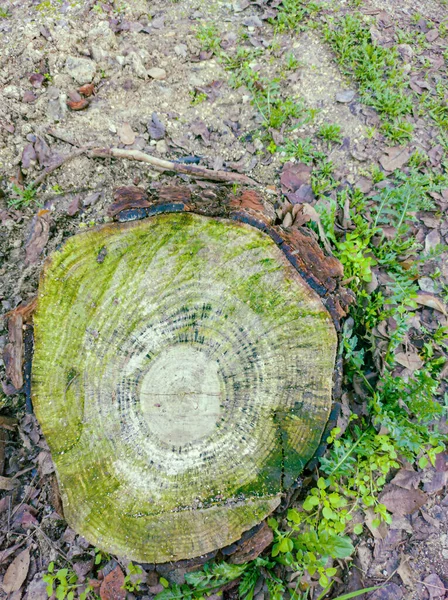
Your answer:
(32, 212), (337, 563)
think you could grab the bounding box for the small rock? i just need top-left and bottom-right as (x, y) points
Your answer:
(148, 67), (167, 80)
(129, 52), (147, 79)
(156, 140), (168, 154)
(65, 56), (96, 85)
(174, 44), (188, 58)
(336, 90), (356, 103)
(117, 122), (136, 145)
(3, 85), (20, 100)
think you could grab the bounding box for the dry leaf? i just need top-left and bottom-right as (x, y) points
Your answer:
(379, 485), (428, 515)
(78, 83), (95, 97)
(415, 293), (447, 315)
(2, 548), (31, 593)
(117, 122), (136, 145)
(25, 209), (51, 266)
(379, 146), (411, 171)
(67, 98), (89, 111)
(0, 475), (19, 490)
(397, 556), (414, 586)
(100, 565), (126, 600)
(390, 468), (422, 490)
(423, 573), (446, 598)
(395, 350), (423, 372)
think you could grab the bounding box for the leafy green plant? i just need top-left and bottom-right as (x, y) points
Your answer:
(8, 185), (38, 209)
(123, 562), (143, 592)
(196, 23), (221, 54)
(43, 562), (93, 600)
(317, 123), (343, 144)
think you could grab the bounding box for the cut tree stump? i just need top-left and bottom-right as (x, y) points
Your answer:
(31, 191), (346, 563)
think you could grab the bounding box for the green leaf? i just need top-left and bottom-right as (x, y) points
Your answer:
(418, 456), (429, 469)
(303, 495), (320, 511)
(278, 537), (294, 553)
(319, 573), (329, 587)
(160, 577), (170, 588)
(353, 524), (363, 535)
(287, 508), (301, 524)
(317, 477), (327, 489)
(330, 586), (381, 599)
(322, 506), (335, 520)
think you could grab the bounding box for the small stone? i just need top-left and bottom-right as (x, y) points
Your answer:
(336, 90), (356, 103)
(148, 67), (167, 80)
(174, 44), (188, 58)
(3, 85), (20, 100)
(65, 56), (96, 85)
(156, 140), (168, 154)
(129, 52), (147, 79)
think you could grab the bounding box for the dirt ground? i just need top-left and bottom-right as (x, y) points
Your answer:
(0, 0), (448, 598)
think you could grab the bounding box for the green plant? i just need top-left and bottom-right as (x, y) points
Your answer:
(123, 562), (143, 592)
(8, 185), (38, 209)
(0, 7), (10, 18)
(189, 90), (208, 105)
(318, 123), (343, 144)
(43, 562), (93, 600)
(196, 23), (221, 54)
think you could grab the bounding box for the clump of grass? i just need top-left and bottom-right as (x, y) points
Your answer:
(318, 123), (343, 144)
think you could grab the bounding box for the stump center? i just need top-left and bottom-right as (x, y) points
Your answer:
(140, 345), (223, 446)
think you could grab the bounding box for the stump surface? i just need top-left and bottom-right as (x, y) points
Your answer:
(32, 212), (337, 562)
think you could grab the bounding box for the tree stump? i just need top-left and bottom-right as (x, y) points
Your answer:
(32, 194), (344, 563)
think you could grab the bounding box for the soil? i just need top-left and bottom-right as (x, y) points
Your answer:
(0, 0), (447, 598)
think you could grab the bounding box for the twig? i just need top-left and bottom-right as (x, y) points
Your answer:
(89, 147), (259, 185)
(28, 144), (259, 189)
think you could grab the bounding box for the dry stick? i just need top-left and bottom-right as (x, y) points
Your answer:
(89, 147), (259, 186)
(30, 140), (259, 189)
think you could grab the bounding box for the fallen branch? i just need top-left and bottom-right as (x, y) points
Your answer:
(29, 143), (259, 189)
(89, 147), (258, 185)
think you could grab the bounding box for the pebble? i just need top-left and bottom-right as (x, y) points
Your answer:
(156, 140), (168, 154)
(65, 55), (96, 85)
(148, 67), (167, 80)
(336, 89), (356, 103)
(3, 85), (20, 100)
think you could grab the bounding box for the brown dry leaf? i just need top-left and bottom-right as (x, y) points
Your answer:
(2, 548), (31, 593)
(78, 83), (95, 97)
(108, 187), (150, 217)
(25, 209), (51, 266)
(300, 204), (333, 256)
(364, 507), (388, 539)
(37, 450), (55, 477)
(423, 574), (446, 598)
(117, 122), (136, 145)
(280, 162), (312, 193)
(67, 98), (89, 111)
(100, 565), (126, 600)
(415, 292), (447, 315)
(190, 119), (211, 146)
(379, 485), (428, 515)
(379, 146), (411, 171)
(395, 350), (423, 372)
(397, 556), (414, 586)
(0, 475), (19, 490)
(390, 468), (423, 490)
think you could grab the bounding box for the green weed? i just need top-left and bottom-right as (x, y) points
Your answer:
(8, 185), (38, 209)
(43, 562), (93, 600)
(317, 123), (343, 144)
